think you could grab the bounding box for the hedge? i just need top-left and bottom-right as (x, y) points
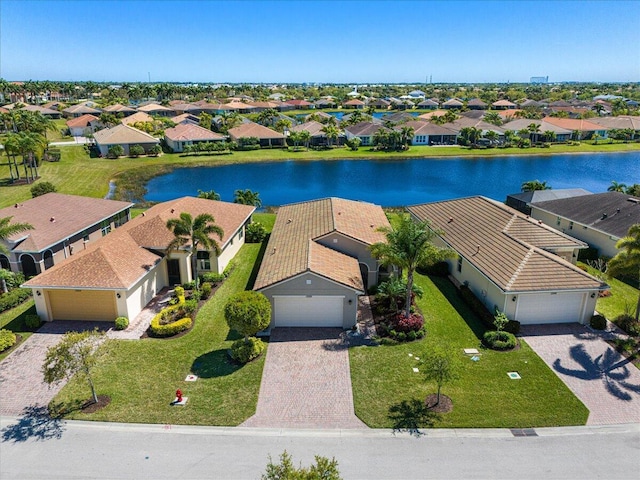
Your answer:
(0, 329), (17, 352)
(458, 285), (520, 334)
(0, 288), (32, 313)
(150, 316), (192, 337)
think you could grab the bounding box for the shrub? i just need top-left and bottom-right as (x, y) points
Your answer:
(181, 281), (196, 291)
(0, 329), (17, 352)
(224, 291), (272, 340)
(129, 144), (145, 157)
(182, 299), (198, 315)
(107, 145), (124, 158)
(114, 316), (129, 330)
(190, 290), (202, 302)
(245, 222), (267, 243)
(30, 181), (57, 198)
(150, 316), (192, 337)
(483, 330), (517, 350)
(0, 288), (32, 313)
(25, 314), (42, 329)
(223, 260), (237, 277)
(201, 272), (225, 284)
(614, 314), (640, 337)
(0, 270), (24, 290)
(590, 314), (607, 330)
(174, 286), (185, 299)
(390, 312), (424, 333)
(229, 337), (265, 363)
(200, 282), (212, 299)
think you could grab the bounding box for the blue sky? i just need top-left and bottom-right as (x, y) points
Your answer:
(1, 0), (639, 83)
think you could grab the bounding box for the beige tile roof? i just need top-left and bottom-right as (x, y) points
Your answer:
(121, 111), (154, 125)
(1, 193), (132, 253)
(63, 104), (101, 115)
(254, 198), (389, 291)
(290, 120), (325, 136)
(102, 103), (136, 113)
(542, 117), (605, 132)
(164, 123), (226, 142)
(24, 197), (255, 290)
(587, 115), (640, 130)
(228, 122), (285, 140)
(136, 103), (174, 113)
(407, 197), (604, 293)
(93, 124), (159, 145)
(66, 114), (99, 128)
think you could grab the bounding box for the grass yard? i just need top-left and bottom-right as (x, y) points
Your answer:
(580, 263), (639, 321)
(50, 243), (267, 425)
(350, 273), (589, 428)
(0, 299), (37, 362)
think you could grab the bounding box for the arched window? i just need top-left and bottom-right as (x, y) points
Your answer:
(359, 263), (369, 291)
(0, 254), (9, 270)
(20, 254), (38, 277)
(43, 250), (54, 270)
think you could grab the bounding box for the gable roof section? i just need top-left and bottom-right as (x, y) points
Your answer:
(531, 191), (640, 239)
(344, 121), (387, 137)
(290, 120), (325, 136)
(588, 115), (640, 130)
(542, 116), (606, 132)
(228, 122), (285, 140)
(254, 198), (389, 291)
(407, 196), (604, 293)
(93, 124), (159, 145)
(164, 123), (226, 142)
(66, 114), (99, 128)
(121, 111), (154, 125)
(63, 104), (101, 115)
(1, 193), (133, 253)
(136, 103), (174, 113)
(102, 103), (136, 114)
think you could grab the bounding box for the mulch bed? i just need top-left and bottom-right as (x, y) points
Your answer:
(81, 395), (111, 413)
(425, 394), (453, 413)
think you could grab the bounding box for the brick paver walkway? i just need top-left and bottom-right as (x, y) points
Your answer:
(241, 328), (367, 429)
(521, 323), (640, 425)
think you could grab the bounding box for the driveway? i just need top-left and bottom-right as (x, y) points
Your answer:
(241, 328), (367, 429)
(521, 323), (640, 425)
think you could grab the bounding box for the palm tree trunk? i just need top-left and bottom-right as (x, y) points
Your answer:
(405, 269), (414, 319)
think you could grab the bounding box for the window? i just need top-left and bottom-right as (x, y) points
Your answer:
(457, 256), (463, 273)
(197, 251), (210, 270)
(82, 230), (89, 241)
(239, 228), (244, 239)
(556, 216), (561, 226)
(101, 220), (111, 236)
(114, 211), (129, 228)
(569, 221), (574, 230)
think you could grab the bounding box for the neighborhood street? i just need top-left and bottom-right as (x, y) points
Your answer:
(1, 417), (638, 479)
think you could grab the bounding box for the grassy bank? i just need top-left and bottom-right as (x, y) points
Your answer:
(1, 141), (639, 208)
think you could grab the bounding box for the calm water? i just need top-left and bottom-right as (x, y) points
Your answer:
(145, 152), (639, 207)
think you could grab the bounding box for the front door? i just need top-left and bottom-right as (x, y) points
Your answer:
(167, 259), (181, 285)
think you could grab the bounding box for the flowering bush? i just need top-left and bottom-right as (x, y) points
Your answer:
(391, 312), (424, 333)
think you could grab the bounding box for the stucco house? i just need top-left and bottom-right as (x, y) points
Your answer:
(121, 111), (154, 126)
(62, 103), (101, 118)
(400, 120), (458, 145)
(102, 103), (136, 117)
(93, 124), (160, 156)
(66, 114), (102, 137)
(506, 189), (592, 215)
(23, 197), (255, 322)
(530, 191), (640, 258)
(136, 103), (175, 117)
(164, 123), (227, 152)
(408, 197), (607, 325)
(227, 122), (286, 147)
(0, 193), (132, 276)
(254, 198), (390, 329)
(343, 121), (389, 146)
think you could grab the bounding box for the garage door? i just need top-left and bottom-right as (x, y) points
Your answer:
(274, 296), (344, 327)
(48, 289), (117, 321)
(515, 292), (585, 324)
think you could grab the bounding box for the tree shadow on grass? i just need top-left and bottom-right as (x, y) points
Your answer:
(429, 276), (486, 341)
(245, 236), (270, 291)
(1, 405), (66, 443)
(388, 398), (440, 437)
(191, 348), (243, 378)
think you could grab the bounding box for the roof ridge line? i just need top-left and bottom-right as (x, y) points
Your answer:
(506, 248), (534, 289)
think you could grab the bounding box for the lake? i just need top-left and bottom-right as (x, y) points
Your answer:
(145, 152), (639, 207)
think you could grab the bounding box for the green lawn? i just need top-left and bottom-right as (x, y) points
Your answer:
(350, 273), (589, 428)
(50, 243), (267, 425)
(579, 264), (639, 321)
(0, 299), (37, 362)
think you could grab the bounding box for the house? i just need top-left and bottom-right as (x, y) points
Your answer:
(136, 103), (175, 117)
(314, 98), (336, 109)
(542, 117), (608, 140)
(227, 122), (286, 147)
(62, 103), (101, 118)
(506, 188), (592, 215)
(66, 114), (102, 137)
(343, 99), (366, 109)
(248, 101), (280, 112)
(93, 124), (160, 156)
(0, 193), (132, 276)
(102, 103), (136, 117)
(400, 120), (458, 145)
(19, 104), (62, 119)
(416, 99), (439, 110)
(502, 119), (573, 142)
(530, 191), (640, 258)
(164, 124), (226, 152)
(286, 99), (314, 110)
(408, 90), (426, 99)
(343, 121), (389, 146)
(442, 98), (464, 109)
(170, 113), (200, 126)
(492, 99), (517, 110)
(254, 198), (390, 329)
(23, 197), (255, 322)
(417, 109), (448, 120)
(408, 197), (606, 325)
(121, 111), (154, 126)
(466, 98), (488, 110)
(588, 115), (640, 137)
(367, 98), (391, 109)
(223, 101), (257, 114)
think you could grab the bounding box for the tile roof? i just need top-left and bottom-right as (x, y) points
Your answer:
(228, 122), (285, 140)
(290, 120), (325, 136)
(502, 119), (572, 134)
(63, 104), (101, 115)
(223, 101), (255, 110)
(467, 98), (488, 107)
(23, 198), (255, 290)
(401, 120), (459, 136)
(417, 109), (448, 120)
(492, 99), (517, 107)
(542, 117), (605, 132)
(93, 124), (159, 145)
(136, 103), (174, 113)
(442, 98), (464, 107)
(1, 193), (132, 253)
(170, 113), (200, 124)
(507, 189), (592, 205)
(344, 99), (366, 105)
(531, 191), (640, 239)
(66, 114), (100, 128)
(254, 198), (390, 291)
(121, 111), (154, 125)
(407, 197), (604, 293)
(21, 105), (60, 116)
(588, 115), (640, 130)
(286, 99), (312, 107)
(344, 121), (388, 137)
(102, 104), (136, 113)
(164, 123), (226, 142)
(417, 99), (439, 107)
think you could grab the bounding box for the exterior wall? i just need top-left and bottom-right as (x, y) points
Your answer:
(215, 224), (247, 274)
(121, 263), (165, 320)
(530, 207), (619, 258)
(316, 232), (380, 289)
(32, 289), (51, 321)
(96, 142), (158, 156)
(260, 272), (359, 329)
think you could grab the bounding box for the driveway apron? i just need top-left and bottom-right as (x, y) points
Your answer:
(241, 328), (367, 429)
(521, 323), (640, 425)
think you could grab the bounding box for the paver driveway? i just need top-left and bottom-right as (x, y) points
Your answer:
(521, 323), (640, 425)
(241, 328), (367, 429)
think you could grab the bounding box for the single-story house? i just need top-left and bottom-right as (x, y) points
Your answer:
(442, 98), (464, 109)
(223, 101), (256, 114)
(0, 193), (132, 276)
(506, 188), (592, 215)
(254, 197), (390, 329)
(588, 115), (640, 138)
(501, 119), (573, 142)
(248, 101), (280, 112)
(542, 117), (607, 140)
(407, 196), (607, 325)
(164, 123), (227, 152)
(400, 120), (459, 145)
(289, 121), (345, 147)
(136, 103), (175, 117)
(66, 114), (102, 137)
(121, 111), (155, 126)
(416, 99), (440, 110)
(530, 191), (640, 258)
(23, 197), (255, 322)
(62, 103), (101, 118)
(17, 104), (62, 119)
(93, 124), (160, 156)
(492, 99), (517, 110)
(314, 99), (336, 109)
(368, 98), (391, 109)
(344, 99), (366, 109)
(170, 113), (201, 126)
(344, 121), (389, 146)
(466, 98), (488, 110)
(227, 122), (286, 147)
(102, 103), (136, 117)
(285, 99), (314, 110)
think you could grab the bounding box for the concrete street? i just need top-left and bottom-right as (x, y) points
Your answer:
(1, 417), (638, 479)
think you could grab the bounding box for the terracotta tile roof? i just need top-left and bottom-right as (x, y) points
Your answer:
(407, 197), (604, 293)
(164, 123), (226, 142)
(467, 98), (488, 107)
(223, 101), (255, 110)
(502, 119), (572, 134)
(417, 109), (448, 119)
(344, 99), (366, 105)
(254, 198), (389, 291)
(66, 114), (99, 128)
(492, 99), (517, 107)
(121, 111), (154, 125)
(93, 124), (159, 145)
(228, 122), (285, 140)
(249, 101), (279, 109)
(136, 103), (174, 113)
(286, 99), (312, 107)
(170, 113), (200, 124)
(23, 198), (255, 290)
(1, 193), (132, 253)
(542, 117), (605, 132)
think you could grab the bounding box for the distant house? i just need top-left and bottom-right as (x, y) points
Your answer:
(400, 120), (458, 145)
(501, 119), (573, 142)
(223, 101), (257, 114)
(289, 121), (344, 147)
(343, 99), (366, 109)
(492, 99), (517, 110)
(314, 98), (336, 109)
(542, 117), (608, 140)
(506, 189), (592, 215)
(66, 114), (102, 137)
(93, 124), (160, 156)
(368, 98), (391, 109)
(442, 98), (464, 109)
(164, 124), (226, 152)
(286, 99), (314, 110)
(62, 103), (101, 118)
(343, 121), (389, 146)
(408, 90), (426, 99)
(416, 99), (439, 110)
(0, 193), (132, 276)
(121, 111), (154, 126)
(19, 104), (62, 119)
(254, 197), (390, 329)
(170, 113), (200, 126)
(408, 197), (606, 325)
(227, 122), (286, 147)
(136, 103), (175, 117)
(466, 98), (488, 110)
(248, 101), (280, 112)
(530, 191), (640, 258)
(102, 103), (136, 117)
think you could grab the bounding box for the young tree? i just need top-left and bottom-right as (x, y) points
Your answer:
(129, 144), (145, 157)
(262, 451), (341, 480)
(224, 291), (271, 343)
(166, 212), (224, 291)
(199, 112), (213, 130)
(608, 224), (640, 321)
(422, 343), (459, 406)
(42, 329), (107, 404)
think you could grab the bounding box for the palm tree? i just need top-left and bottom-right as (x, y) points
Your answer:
(256, 108), (278, 126)
(543, 130), (557, 143)
(608, 181), (628, 193)
(370, 215), (454, 320)
(527, 123), (541, 143)
(521, 179), (551, 192)
(0, 216), (33, 254)
(399, 126), (415, 149)
(197, 189), (221, 200)
(166, 212), (224, 290)
(234, 189), (262, 207)
(608, 224), (640, 321)
(483, 130), (499, 146)
(483, 111), (502, 126)
(321, 124), (340, 147)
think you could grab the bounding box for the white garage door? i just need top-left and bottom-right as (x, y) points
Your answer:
(274, 296), (344, 327)
(516, 292), (585, 324)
